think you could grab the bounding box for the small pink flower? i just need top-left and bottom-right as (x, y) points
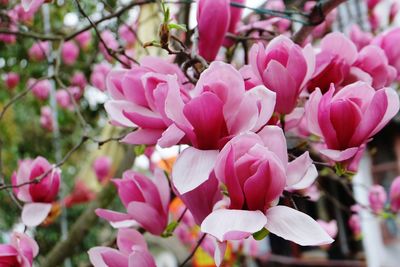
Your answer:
(56, 89), (71, 109)
(88, 228), (156, 267)
(99, 30), (119, 62)
(349, 214), (362, 237)
(4, 72), (20, 90)
(0, 232), (38, 267)
(197, 0), (230, 61)
(390, 176), (400, 212)
(389, 2), (399, 24)
(368, 185), (387, 213)
(12, 156), (61, 227)
(75, 30), (91, 50)
(92, 156), (111, 183)
(349, 24), (373, 51)
(317, 220), (338, 239)
(28, 41), (49, 61)
(96, 169), (170, 235)
(61, 41), (79, 65)
(63, 180), (95, 208)
(40, 106), (53, 131)
(90, 63), (111, 91)
(118, 24), (136, 46)
(71, 72), (87, 90)
(30, 79), (51, 100)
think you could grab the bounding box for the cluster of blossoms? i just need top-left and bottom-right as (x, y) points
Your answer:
(2, 0), (400, 266)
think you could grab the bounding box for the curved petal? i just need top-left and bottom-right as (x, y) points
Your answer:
(319, 147), (359, 162)
(127, 202), (166, 235)
(157, 124), (185, 148)
(117, 228), (147, 255)
(21, 203), (52, 227)
(172, 147), (219, 194)
(201, 209), (267, 242)
(257, 126), (288, 165)
(286, 152), (318, 190)
(128, 248), (156, 267)
(88, 247), (126, 267)
(104, 100), (137, 127)
(120, 129), (163, 145)
(95, 209), (131, 223)
(265, 206), (334, 246)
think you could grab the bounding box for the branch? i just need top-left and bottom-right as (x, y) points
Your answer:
(292, 0), (348, 45)
(179, 233), (207, 267)
(0, 29), (62, 41)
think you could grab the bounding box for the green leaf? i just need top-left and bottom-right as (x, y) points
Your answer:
(252, 228), (269, 240)
(161, 221), (179, 238)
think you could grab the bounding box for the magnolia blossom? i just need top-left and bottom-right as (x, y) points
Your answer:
(306, 82), (399, 171)
(56, 89), (71, 109)
(29, 79), (51, 100)
(249, 36), (315, 114)
(368, 185), (387, 213)
(304, 1), (337, 39)
(75, 30), (91, 50)
(197, 0), (230, 61)
(118, 24), (136, 46)
(40, 106), (53, 131)
(307, 32), (358, 93)
(28, 41), (49, 61)
(348, 45), (396, 89)
(389, 2), (399, 24)
(12, 157), (61, 227)
(349, 214), (362, 237)
(4, 72), (20, 90)
(92, 156), (111, 182)
(390, 176), (400, 212)
(105, 56), (188, 145)
(21, 0), (44, 12)
(200, 127), (330, 253)
(0, 232), (38, 267)
(71, 72), (87, 90)
(372, 27), (400, 80)
(99, 30), (119, 62)
(61, 41), (79, 65)
(90, 62), (112, 91)
(63, 180), (95, 208)
(349, 24), (373, 51)
(96, 169), (169, 234)
(88, 228), (156, 267)
(169, 62), (276, 194)
(223, 0), (245, 47)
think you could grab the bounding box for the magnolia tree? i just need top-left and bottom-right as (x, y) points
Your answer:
(1, 0), (400, 266)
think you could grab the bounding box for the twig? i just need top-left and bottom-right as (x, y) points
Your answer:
(179, 233), (207, 267)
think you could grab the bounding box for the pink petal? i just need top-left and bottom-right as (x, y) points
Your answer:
(127, 202), (166, 235)
(88, 247), (127, 267)
(104, 100), (137, 127)
(214, 241), (227, 267)
(201, 209), (267, 242)
(95, 209), (131, 222)
(305, 89), (323, 136)
(117, 229), (147, 255)
(320, 32), (358, 64)
(286, 152), (318, 190)
(21, 203), (52, 227)
(257, 126), (288, 165)
(319, 147), (359, 162)
(120, 129), (163, 145)
(153, 169), (170, 212)
(265, 206), (334, 246)
(128, 248), (156, 267)
(172, 147), (219, 194)
(157, 124), (185, 148)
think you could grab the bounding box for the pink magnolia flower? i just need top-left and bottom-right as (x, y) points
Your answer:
(61, 41), (79, 65)
(367, 0), (381, 10)
(4, 72), (20, 90)
(56, 90), (71, 109)
(28, 41), (49, 61)
(29, 79), (51, 100)
(12, 156), (61, 227)
(349, 214), (362, 237)
(197, 0), (230, 61)
(223, 0), (245, 47)
(40, 106), (53, 131)
(306, 82), (399, 171)
(348, 45), (397, 89)
(369, 10), (380, 32)
(368, 185), (387, 213)
(249, 36), (315, 114)
(169, 62), (276, 194)
(349, 24), (373, 51)
(99, 30), (119, 62)
(71, 72), (87, 90)
(389, 176), (400, 212)
(389, 2), (399, 24)
(0, 232), (38, 267)
(0, 23), (16, 44)
(68, 86), (83, 101)
(75, 30), (91, 50)
(96, 169), (170, 235)
(304, 1), (337, 39)
(307, 32), (358, 93)
(104, 56), (189, 144)
(90, 62), (112, 91)
(92, 156), (112, 183)
(372, 27), (400, 80)
(118, 24), (136, 46)
(88, 228), (156, 267)
(200, 127), (331, 251)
